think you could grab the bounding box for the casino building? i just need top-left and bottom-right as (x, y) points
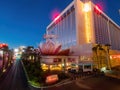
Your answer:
(47, 0), (120, 50)
(40, 0), (120, 71)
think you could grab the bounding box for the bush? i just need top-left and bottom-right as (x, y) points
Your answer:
(58, 72), (69, 80)
(33, 69), (40, 77)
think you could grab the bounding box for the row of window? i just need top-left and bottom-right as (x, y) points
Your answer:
(47, 5), (75, 30)
(94, 12), (110, 45)
(109, 22), (120, 50)
(94, 12), (120, 50)
(48, 7), (77, 49)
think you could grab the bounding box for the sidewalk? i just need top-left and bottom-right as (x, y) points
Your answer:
(0, 64), (13, 82)
(76, 79), (92, 90)
(105, 73), (120, 79)
(105, 70), (120, 79)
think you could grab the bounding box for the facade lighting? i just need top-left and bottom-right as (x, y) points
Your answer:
(94, 5), (101, 15)
(83, 3), (91, 12)
(14, 48), (19, 53)
(83, 2), (92, 43)
(54, 15), (60, 21)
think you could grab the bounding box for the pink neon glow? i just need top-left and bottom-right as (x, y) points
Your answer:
(39, 40), (61, 55)
(54, 15), (60, 21)
(95, 3), (104, 13)
(50, 9), (60, 21)
(95, 5), (101, 12)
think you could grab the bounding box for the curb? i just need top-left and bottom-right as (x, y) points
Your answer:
(21, 60), (30, 81)
(105, 73), (120, 80)
(21, 60), (43, 89)
(20, 60), (40, 88)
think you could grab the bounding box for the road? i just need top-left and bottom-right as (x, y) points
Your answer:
(43, 80), (87, 90)
(79, 76), (120, 90)
(0, 60), (120, 90)
(43, 76), (120, 90)
(0, 59), (30, 90)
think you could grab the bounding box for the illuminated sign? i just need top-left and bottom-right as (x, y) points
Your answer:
(46, 74), (59, 84)
(111, 55), (120, 59)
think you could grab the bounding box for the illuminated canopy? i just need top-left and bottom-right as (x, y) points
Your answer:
(39, 40), (61, 55)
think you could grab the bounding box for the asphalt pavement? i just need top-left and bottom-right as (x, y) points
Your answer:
(42, 75), (120, 90)
(77, 75), (120, 90)
(0, 59), (30, 90)
(0, 60), (120, 90)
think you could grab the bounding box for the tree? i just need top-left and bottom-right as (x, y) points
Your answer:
(24, 46), (34, 62)
(92, 44), (100, 69)
(92, 44), (105, 69)
(98, 45), (105, 69)
(105, 44), (111, 70)
(92, 43), (112, 70)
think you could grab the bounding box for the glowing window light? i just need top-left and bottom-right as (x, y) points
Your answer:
(83, 3), (91, 12)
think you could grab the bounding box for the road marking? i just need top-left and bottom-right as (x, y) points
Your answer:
(76, 81), (92, 90)
(55, 81), (72, 87)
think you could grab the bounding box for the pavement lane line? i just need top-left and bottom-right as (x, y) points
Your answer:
(55, 81), (73, 87)
(76, 81), (92, 90)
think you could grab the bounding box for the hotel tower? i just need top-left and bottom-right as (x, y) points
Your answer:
(46, 0), (120, 52)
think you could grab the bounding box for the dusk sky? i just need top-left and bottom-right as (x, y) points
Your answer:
(0, 0), (120, 49)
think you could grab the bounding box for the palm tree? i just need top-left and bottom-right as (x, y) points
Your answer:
(25, 46), (34, 62)
(92, 43), (112, 71)
(105, 44), (111, 70)
(92, 44), (107, 69)
(92, 44), (100, 69)
(98, 45), (105, 69)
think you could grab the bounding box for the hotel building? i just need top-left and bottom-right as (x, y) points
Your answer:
(42, 0), (120, 71)
(47, 0), (120, 51)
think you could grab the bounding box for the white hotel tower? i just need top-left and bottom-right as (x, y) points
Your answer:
(46, 0), (120, 57)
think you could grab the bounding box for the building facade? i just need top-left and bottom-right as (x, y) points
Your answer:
(43, 0), (120, 70)
(46, 0), (120, 51)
